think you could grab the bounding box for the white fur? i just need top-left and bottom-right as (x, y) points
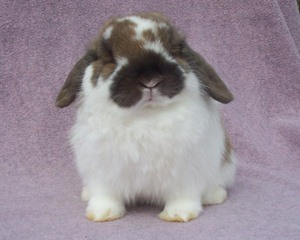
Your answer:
(103, 26), (113, 40)
(71, 64), (235, 221)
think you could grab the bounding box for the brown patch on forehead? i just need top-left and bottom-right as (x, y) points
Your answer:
(98, 14), (185, 62)
(143, 29), (156, 42)
(107, 19), (147, 58)
(103, 15), (180, 60)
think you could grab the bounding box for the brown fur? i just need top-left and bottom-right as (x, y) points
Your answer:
(107, 20), (142, 58)
(175, 57), (191, 73)
(222, 134), (232, 165)
(102, 63), (116, 79)
(55, 50), (97, 107)
(91, 61), (116, 86)
(182, 44), (234, 103)
(143, 30), (156, 42)
(55, 12), (234, 108)
(91, 60), (103, 86)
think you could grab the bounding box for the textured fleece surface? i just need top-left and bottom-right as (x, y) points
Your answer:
(1, 1), (300, 239)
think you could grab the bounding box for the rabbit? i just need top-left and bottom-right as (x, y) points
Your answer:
(55, 12), (236, 222)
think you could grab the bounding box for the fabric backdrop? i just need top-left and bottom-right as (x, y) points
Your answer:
(1, 0), (300, 239)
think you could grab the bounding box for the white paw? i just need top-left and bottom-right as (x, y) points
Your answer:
(159, 200), (202, 222)
(81, 186), (90, 202)
(202, 187), (227, 205)
(86, 197), (126, 222)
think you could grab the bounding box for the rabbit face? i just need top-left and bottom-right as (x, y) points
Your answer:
(100, 16), (187, 108)
(56, 13), (233, 109)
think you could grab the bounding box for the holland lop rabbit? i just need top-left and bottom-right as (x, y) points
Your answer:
(56, 13), (236, 222)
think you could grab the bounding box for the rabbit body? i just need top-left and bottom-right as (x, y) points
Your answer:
(57, 13), (236, 222)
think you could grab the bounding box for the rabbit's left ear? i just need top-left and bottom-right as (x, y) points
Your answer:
(182, 44), (233, 104)
(55, 50), (98, 108)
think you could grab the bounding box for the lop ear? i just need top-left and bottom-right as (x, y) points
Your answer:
(182, 44), (234, 104)
(55, 50), (98, 108)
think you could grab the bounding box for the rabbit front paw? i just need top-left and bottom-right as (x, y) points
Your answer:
(159, 199), (202, 222)
(86, 197), (126, 222)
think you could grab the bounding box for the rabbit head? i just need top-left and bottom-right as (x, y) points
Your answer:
(55, 13), (233, 109)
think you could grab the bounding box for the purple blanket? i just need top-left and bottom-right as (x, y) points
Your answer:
(1, 1), (300, 239)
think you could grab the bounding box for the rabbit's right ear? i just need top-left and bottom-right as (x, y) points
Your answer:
(55, 50), (98, 108)
(182, 44), (234, 104)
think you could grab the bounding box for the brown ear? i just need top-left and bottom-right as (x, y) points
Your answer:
(55, 50), (98, 108)
(182, 44), (233, 104)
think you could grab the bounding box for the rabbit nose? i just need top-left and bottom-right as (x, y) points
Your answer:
(140, 79), (162, 89)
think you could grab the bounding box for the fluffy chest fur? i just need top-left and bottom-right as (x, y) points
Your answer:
(71, 70), (224, 203)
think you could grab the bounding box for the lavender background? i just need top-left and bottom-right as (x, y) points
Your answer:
(1, 0), (300, 239)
